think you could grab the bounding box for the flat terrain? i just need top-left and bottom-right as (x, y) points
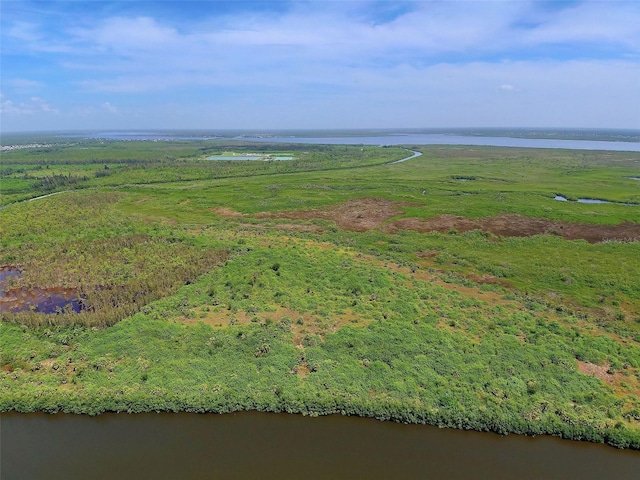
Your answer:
(1, 138), (639, 448)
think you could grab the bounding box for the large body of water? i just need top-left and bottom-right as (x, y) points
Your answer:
(59, 131), (640, 152)
(1, 411), (638, 479)
(246, 133), (640, 152)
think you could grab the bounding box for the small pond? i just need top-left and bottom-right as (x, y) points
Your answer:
(0, 266), (84, 314)
(554, 195), (637, 206)
(207, 155), (294, 161)
(207, 155), (264, 160)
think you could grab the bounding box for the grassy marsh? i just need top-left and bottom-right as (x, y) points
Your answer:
(1, 139), (639, 448)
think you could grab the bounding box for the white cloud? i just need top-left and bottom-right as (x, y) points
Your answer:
(2, 1), (639, 130)
(523, 2), (640, 49)
(498, 84), (519, 93)
(0, 97), (27, 115)
(0, 96), (58, 115)
(72, 16), (181, 53)
(60, 3), (640, 95)
(30, 97), (57, 113)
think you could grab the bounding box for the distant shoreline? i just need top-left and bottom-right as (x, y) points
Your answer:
(3, 129), (640, 153)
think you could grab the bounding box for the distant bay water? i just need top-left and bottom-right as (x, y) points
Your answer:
(245, 133), (640, 152)
(57, 130), (640, 152)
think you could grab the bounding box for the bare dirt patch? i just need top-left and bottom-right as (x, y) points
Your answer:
(292, 363), (310, 378)
(256, 198), (639, 243)
(576, 360), (640, 399)
(577, 360), (615, 384)
(211, 207), (245, 218)
(257, 198), (408, 232)
(384, 262), (514, 308)
(178, 306), (370, 346)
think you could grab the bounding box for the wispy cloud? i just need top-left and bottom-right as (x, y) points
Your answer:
(101, 102), (118, 114)
(5, 78), (43, 90)
(522, 1), (640, 49)
(0, 95), (58, 115)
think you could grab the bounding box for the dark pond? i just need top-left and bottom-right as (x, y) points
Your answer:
(0, 266), (84, 314)
(0, 286), (84, 314)
(1, 412), (638, 480)
(0, 266), (21, 286)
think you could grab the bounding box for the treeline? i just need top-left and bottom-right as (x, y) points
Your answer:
(37, 173), (89, 191)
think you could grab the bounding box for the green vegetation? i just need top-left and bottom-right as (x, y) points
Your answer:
(1, 138), (639, 448)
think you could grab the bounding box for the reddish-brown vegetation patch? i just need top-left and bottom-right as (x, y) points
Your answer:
(255, 198), (639, 243)
(467, 274), (511, 288)
(388, 214), (640, 243)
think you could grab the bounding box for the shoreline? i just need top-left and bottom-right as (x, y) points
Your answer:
(2, 396), (639, 450)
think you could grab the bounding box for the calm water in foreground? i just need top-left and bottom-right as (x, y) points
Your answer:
(2, 411), (638, 479)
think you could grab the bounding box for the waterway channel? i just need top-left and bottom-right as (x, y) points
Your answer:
(1, 411), (638, 479)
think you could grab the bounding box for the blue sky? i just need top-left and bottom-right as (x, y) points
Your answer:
(1, 0), (639, 132)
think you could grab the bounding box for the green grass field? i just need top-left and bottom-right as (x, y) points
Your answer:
(1, 139), (639, 448)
